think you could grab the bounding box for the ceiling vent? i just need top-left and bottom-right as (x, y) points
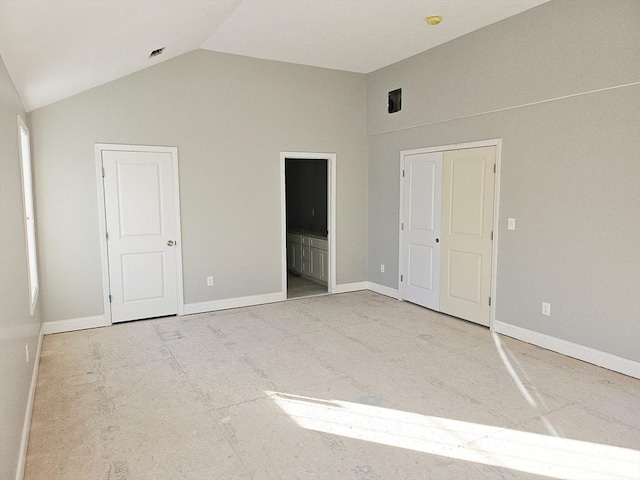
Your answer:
(149, 47), (165, 58)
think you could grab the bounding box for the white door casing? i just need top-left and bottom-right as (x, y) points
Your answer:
(400, 152), (443, 310)
(440, 146), (496, 326)
(97, 145), (183, 323)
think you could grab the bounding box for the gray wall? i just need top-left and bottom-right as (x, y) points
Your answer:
(29, 50), (368, 321)
(367, 0), (640, 361)
(0, 56), (42, 480)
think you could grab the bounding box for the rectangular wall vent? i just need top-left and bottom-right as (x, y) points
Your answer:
(388, 88), (402, 113)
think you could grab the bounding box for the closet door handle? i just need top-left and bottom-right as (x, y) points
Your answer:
(167, 240), (175, 246)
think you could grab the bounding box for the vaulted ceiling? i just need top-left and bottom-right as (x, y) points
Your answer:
(0, 0), (549, 111)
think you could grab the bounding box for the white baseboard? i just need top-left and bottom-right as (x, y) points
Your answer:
(493, 320), (640, 379)
(367, 282), (399, 299)
(42, 315), (108, 335)
(16, 324), (44, 480)
(184, 292), (285, 315)
(333, 282), (369, 294)
(332, 282), (399, 299)
(40, 285), (397, 334)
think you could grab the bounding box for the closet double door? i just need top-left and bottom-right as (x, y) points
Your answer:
(401, 146), (496, 326)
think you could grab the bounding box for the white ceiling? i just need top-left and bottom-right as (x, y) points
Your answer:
(0, 0), (549, 112)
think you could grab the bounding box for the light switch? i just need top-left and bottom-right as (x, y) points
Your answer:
(507, 218), (516, 230)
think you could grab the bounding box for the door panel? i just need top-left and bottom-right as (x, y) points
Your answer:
(118, 163), (163, 236)
(440, 146), (495, 326)
(408, 244), (433, 290)
(401, 152), (442, 309)
(103, 150), (178, 323)
(450, 161), (485, 236)
(447, 250), (482, 303)
(121, 252), (165, 302)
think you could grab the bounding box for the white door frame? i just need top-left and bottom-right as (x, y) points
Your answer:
(95, 143), (185, 325)
(280, 152), (337, 296)
(399, 138), (502, 329)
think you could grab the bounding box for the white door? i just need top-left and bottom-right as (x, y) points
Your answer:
(440, 146), (496, 326)
(401, 152), (442, 310)
(102, 149), (179, 323)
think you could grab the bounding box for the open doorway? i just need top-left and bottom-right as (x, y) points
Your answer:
(281, 152), (335, 299)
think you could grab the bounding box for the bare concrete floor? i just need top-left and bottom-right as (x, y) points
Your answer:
(26, 291), (640, 479)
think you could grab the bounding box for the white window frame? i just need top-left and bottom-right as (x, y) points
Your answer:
(17, 115), (39, 315)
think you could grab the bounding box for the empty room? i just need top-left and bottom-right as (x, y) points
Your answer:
(1, 0), (639, 479)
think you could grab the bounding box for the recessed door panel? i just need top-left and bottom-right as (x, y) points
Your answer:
(447, 250), (482, 304)
(408, 244), (433, 290)
(450, 160), (485, 237)
(409, 163), (436, 232)
(121, 252), (165, 302)
(117, 163), (163, 237)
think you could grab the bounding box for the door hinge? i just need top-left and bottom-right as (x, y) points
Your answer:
(489, 296), (492, 306)
(402, 170), (405, 178)
(401, 223), (404, 230)
(491, 230), (493, 241)
(106, 232), (109, 240)
(108, 294), (112, 303)
(400, 274), (403, 282)
(102, 167), (105, 177)
(493, 164), (496, 173)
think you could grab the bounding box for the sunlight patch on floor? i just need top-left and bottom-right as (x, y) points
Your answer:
(492, 332), (561, 437)
(268, 391), (639, 480)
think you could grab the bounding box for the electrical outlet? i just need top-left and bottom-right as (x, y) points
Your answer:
(542, 302), (551, 316)
(380, 264), (385, 273)
(207, 276), (214, 287)
(25, 343), (29, 363)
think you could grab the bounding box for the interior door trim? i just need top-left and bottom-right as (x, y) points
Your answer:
(398, 138), (502, 330)
(95, 143), (185, 325)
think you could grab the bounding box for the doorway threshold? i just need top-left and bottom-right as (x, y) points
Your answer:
(287, 273), (327, 299)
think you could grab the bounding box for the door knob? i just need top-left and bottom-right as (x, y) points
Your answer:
(167, 240), (175, 246)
